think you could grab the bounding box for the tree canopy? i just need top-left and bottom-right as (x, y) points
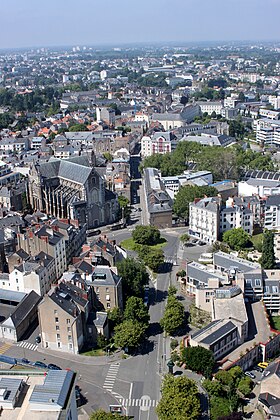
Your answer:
(260, 229), (276, 269)
(160, 289), (185, 335)
(181, 346), (215, 378)
(141, 141), (274, 181)
(132, 225), (161, 246)
(156, 375), (201, 420)
(124, 296), (150, 327)
(116, 257), (149, 301)
(90, 409), (129, 419)
(113, 319), (145, 350)
(223, 228), (251, 251)
(173, 185), (218, 219)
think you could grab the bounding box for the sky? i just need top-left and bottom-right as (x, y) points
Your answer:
(1, 0), (280, 49)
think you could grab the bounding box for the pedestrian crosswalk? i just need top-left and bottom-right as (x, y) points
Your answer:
(118, 398), (158, 408)
(0, 343), (12, 355)
(17, 341), (38, 351)
(103, 363), (120, 392)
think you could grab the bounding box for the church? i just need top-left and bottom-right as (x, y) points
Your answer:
(27, 155), (119, 228)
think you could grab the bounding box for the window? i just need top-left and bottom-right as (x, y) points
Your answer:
(66, 319), (70, 324)
(55, 317), (59, 323)
(56, 325), (59, 331)
(56, 334), (60, 339)
(106, 294), (110, 301)
(107, 303), (111, 309)
(106, 288), (109, 293)
(16, 279), (18, 283)
(54, 310), (57, 315)
(68, 335), (72, 341)
(57, 342), (61, 348)
(272, 286), (279, 293)
(206, 298), (210, 303)
(67, 327), (71, 332)
(69, 343), (73, 349)
(255, 279), (261, 286)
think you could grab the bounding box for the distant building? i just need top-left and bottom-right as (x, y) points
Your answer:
(189, 197), (221, 244)
(141, 131), (173, 157)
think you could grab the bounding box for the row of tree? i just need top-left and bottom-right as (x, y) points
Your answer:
(141, 141), (274, 181)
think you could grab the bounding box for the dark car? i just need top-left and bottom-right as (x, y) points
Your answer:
(21, 358), (30, 364)
(35, 336), (41, 344)
(75, 385), (82, 407)
(48, 363), (61, 370)
(33, 361), (47, 369)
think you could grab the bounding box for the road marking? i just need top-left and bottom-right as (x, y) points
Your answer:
(102, 363), (120, 392)
(17, 342), (38, 351)
(0, 343), (12, 355)
(118, 397), (157, 409)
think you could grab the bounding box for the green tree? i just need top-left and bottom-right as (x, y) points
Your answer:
(69, 123), (89, 132)
(132, 225), (161, 246)
(156, 375), (201, 420)
(90, 409), (129, 419)
(223, 228), (251, 251)
(103, 152), (113, 161)
(181, 346), (215, 378)
(180, 233), (190, 244)
(107, 307), (123, 329)
(160, 294), (185, 335)
(116, 258), (149, 300)
(260, 229), (276, 269)
(173, 185), (218, 220)
(124, 296), (150, 326)
(237, 377), (253, 397)
(114, 320), (145, 350)
(142, 248), (164, 272)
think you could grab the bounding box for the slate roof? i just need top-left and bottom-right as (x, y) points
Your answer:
(90, 266), (121, 287)
(201, 321), (236, 345)
(266, 195), (280, 207)
(6, 290), (41, 329)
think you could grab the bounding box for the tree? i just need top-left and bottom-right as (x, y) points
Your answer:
(90, 409), (129, 419)
(132, 225), (161, 246)
(237, 377), (253, 397)
(116, 258), (149, 301)
(173, 185), (218, 220)
(160, 294), (185, 335)
(103, 152), (113, 161)
(180, 233), (190, 244)
(223, 228), (251, 251)
(107, 307), (123, 329)
(156, 375), (201, 420)
(260, 229), (276, 269)
(181, 346), (215, 378)
(114, 320), (145, 350)
(142, 248), (164, 272)
(124, 296), (150, 327)
(69, 123), (89, 132)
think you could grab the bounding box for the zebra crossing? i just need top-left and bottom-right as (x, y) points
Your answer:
(17, 341), (38, 351)
(103, 362), (120, 392)
(118, 398), (158, 409)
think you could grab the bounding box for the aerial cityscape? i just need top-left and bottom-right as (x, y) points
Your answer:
(0, 1), (280, 420)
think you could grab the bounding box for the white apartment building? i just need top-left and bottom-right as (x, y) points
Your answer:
(220, 204), (253, 235)
(141, 131), (172, 157)
(197, 101), (224, 115)
(1, 255), (56, 296)
(189, 197), (221, 244)
(264, 195), (280, 230)
(161, 170), (212, 196)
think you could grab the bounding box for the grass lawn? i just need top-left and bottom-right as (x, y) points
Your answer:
(82, 348), (106, 357)
(271, 316), (280, 331)
(120, 236), (167, 251)
(251, 233), (263, 251)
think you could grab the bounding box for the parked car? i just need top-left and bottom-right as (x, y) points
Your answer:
(245, 371), (256, 379)
(258, 362), (269, 369)
(33, 361), (47, 369)
(254, 366), (263, 373)
(21, 358), (30, 364)
(48, 363), (61, 370)
(35, 336), (41, 344)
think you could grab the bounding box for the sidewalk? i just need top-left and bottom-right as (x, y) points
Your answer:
(37, 346), (124, 366)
